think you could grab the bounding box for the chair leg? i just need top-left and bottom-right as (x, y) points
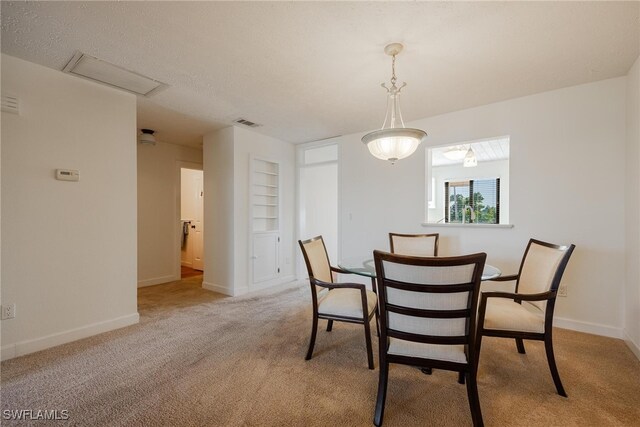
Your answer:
(544, 335), (567, 397)
(515, 338), (526, 354)
(305, 314), (318, 361)
(326, 320), (333, 332)
(465, 371), (484, 427)
(458, 371), (465, 384)
(374, 361), (389, 426)
(474, 331), (484, 374)
(364, 317), (374, 370)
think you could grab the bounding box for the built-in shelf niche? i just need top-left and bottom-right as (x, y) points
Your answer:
(252, 159), (279, 232)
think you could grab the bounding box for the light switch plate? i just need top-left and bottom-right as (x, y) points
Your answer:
(56, 169), (79, 181)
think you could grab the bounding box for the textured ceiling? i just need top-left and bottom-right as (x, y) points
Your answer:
(2, 1), (639, 148)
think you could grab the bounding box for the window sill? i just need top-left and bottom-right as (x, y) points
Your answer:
(421, 223), (514, 229)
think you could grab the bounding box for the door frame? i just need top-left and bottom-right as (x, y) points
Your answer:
(175, 161), (204, 280)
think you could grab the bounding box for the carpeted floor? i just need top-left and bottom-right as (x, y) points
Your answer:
(1, 276), (639, 426)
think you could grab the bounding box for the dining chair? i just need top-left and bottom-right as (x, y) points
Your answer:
(389, 232), (439, 256)
(476, 238), (575, 397)
(373, 250), (487, 426)
(298, 236), (378, 369)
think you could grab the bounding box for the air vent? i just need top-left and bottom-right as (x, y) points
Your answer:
(1, 94), (19, 114)
(62, 51), (168, 96)
(234, 118), (262, 128)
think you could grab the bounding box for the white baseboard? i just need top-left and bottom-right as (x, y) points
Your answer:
(250, 275), (296, 293)
(1, 313), (139, 361)
(203, 275), (296, 297)
(137, 274), (178, 288)
(233, 286), (250, 296)
(202, 281), (233, 296)
(623, 331), (640, 361)
(553, 316), (623, 339)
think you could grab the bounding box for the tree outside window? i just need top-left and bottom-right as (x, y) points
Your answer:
(445, 179), (500, 224)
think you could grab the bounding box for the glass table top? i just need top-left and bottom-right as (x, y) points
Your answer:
(338, 257), (501, 281)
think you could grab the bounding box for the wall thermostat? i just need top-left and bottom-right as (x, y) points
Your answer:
(56, 169), (80, 182)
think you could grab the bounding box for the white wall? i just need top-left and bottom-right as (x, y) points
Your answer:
(625, 55), (640, 358)
(339, 77), (627, 338)
(428, 159), (509, 224)
(137, 141), (202, 286)
(1, 55), (138, 360)
(202, 126), (295, 296)
(203, 127), (235, 295)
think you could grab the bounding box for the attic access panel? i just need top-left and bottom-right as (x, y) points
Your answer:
(63, 52), (168, 96)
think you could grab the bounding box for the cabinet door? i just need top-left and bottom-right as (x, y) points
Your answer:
(253, 233), (279, 283)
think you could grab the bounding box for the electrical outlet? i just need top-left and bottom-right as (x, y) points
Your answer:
(1, 303), (16, 320)
(557, 284), (568, 297)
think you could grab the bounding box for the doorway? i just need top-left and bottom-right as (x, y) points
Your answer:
(180, 168), (204, 279)
(298, 143), (339, 276)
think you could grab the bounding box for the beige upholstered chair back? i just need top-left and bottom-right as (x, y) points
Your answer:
(389, 233), (439, 257)
(374, 251), (486, 356)
(299, 237), (333, 294)
(382, 262), (476, 337)
(517, 240), (573, 312)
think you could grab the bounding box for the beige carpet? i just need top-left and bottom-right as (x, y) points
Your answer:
(1, 276), (639, 426)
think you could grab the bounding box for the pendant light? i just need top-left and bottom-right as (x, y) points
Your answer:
(362, 43), (427, 164)
(463, 146), (478, 167)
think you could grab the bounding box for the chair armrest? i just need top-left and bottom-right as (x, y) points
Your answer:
(311, 278), (366, 291)
(330, 265), (352, 275)
(488, 274), (519, 282)
(481, 290), (555, 303)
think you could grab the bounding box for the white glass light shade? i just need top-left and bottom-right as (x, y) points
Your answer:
(443, 146), (468, 161)
(139, 129), (156, 145)
(463, 147), (477, 167)
(362, 128), (427, 163)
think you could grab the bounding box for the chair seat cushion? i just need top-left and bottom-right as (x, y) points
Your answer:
(318, 288), (377, 319)
(483, 297), (545, 333)
(388, 338), (467, 363)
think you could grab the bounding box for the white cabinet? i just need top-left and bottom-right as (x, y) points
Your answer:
(252, 233), (279, 283)
(251, 158), (280, 284)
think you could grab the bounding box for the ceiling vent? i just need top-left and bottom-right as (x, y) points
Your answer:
(233, 118), (262, 128)
(1, 94), (19, 114)
(63, 51), (168, 96)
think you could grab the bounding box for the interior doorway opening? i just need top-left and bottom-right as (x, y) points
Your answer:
(297, 143), (339, 277)
(180, 167), (204, 279)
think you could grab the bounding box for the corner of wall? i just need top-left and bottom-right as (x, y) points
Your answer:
(624, 330), (640, 361)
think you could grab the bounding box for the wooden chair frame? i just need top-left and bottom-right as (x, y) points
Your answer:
(299, 236), (378, 369)
(389, 232), (439, 256)
(373, 250), (487, 426)
(476, 238), (575, 397)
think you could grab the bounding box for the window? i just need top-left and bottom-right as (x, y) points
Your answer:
(426, 136), (509, 225)
(445, 178), (500, 224)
